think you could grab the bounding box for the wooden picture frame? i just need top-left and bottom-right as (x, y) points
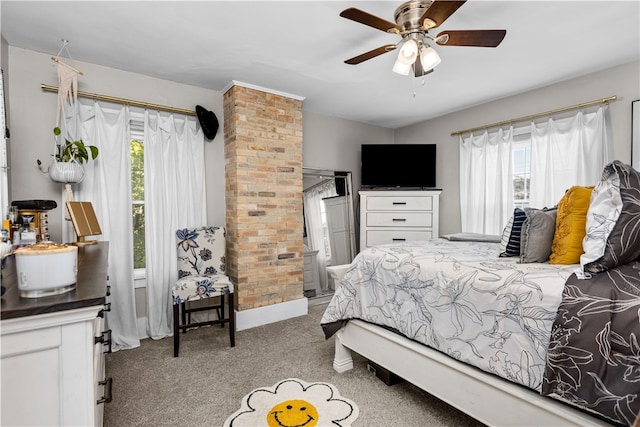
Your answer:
(633, 99), (640, 170)
(66, 201), (102, 245)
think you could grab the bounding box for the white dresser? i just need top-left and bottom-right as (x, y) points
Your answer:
(359, 190), (441, 249)
(1, 243), (111, 427)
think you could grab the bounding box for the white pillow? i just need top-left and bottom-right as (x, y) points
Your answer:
(499, 215), (514, 253)
(577, 162), (623, 278)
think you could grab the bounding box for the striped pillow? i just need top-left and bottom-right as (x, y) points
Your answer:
(500, 208), (527, 257)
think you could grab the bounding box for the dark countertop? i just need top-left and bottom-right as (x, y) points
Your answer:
(1, 242), (109, 320)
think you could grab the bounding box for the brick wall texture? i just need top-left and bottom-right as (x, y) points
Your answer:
(223, 85), (304, 311)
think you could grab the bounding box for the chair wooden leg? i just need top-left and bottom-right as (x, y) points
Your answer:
(220, 294), (225, 328)
(181, 301), (187, 330)
(228, 292), (235, 347)
(173, 303), (180, 357)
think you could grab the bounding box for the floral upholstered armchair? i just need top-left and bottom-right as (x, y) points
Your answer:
(172, 226), (235, 356)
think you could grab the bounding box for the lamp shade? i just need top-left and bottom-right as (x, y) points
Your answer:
(392, 59), (412, 75)
(397, 39), (418, 65)
(420, 46), (441, 71)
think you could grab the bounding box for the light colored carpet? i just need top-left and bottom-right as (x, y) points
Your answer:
(104, 303), (485, 427)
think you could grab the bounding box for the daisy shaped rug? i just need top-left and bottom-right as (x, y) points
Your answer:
(224, 378), (359, 427)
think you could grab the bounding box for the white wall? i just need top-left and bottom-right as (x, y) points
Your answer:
(394, 60), (640, 235)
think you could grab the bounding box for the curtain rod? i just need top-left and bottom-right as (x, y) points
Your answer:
(451, 95), (617, 136)
(40, 83), (196, 116)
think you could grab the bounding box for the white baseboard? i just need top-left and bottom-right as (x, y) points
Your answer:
(135, 298), (309, 337)
(236, 297), (308, 331)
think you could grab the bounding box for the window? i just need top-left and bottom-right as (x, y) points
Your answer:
(512, 129), (531, 210)
(130, 120), (145, 270)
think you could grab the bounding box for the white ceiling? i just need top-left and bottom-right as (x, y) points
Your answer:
(2, 1), (639, 129)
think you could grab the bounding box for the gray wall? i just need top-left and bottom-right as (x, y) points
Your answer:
(7, 47), (225, 242)
(395, 60), (640, 235)
(303, 110), (393, 192)
(5, 46), (638, 329)
(7, 47), (392, 244)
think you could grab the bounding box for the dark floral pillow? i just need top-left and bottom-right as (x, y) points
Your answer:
(583, 161), (640, 274)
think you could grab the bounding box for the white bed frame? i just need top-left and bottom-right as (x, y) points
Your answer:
(333, 319), (613, 426)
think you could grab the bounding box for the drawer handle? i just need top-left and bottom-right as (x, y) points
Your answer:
(98, 302), (112, 318)
(95, 329), (113, 354)
(392, 202), (407, 205)
(97, 377), (113, 404)
(392, 218), (407, 222)
(392, 238), (406, 241)
(106, 285), (111, 297)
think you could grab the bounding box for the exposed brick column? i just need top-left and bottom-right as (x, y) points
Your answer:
(223, 84), (304, 311)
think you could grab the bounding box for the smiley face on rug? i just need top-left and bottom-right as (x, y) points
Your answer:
(224, 378), (359, 427)
(267, 399), (319, 427)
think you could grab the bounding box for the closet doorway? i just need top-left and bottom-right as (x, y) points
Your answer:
(303, 168), (357, 304)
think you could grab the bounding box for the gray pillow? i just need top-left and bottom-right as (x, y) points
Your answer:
(520, 207), (557, 263)
(442, 232), (501, 243)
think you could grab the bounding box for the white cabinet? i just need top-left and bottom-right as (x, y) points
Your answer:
(359, 190), (441, 249)
(0, 243), (111, 427)
(1, 307), (108, 426)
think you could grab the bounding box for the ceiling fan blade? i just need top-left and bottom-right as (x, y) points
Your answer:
(436, 30), (507, 47)
(345, 44), (397, 65)
(419, 1), (466, 29)
(340, 8), (401, 34)
(412, 60), (434, 78)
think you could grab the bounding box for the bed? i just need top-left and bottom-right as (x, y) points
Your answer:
(321, 161), (640, 427)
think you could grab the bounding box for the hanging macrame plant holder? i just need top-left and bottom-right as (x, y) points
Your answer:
(49, 159), (85, 184)
(46, 40), (85, 219)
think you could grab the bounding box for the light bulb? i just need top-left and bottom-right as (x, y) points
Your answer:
(397, 39), (418, 65)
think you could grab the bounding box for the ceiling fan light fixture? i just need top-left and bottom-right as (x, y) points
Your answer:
(392, 58), (412, 75)
(420, 46), (441, 71)
(396, 39), (418, 65)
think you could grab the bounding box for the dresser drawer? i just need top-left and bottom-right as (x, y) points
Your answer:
(366, 212), (432, 227)
(366, 196), (432, 211)
(366, 230), (433, 247)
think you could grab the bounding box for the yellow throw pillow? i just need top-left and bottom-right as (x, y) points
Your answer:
(549, 185), (594, 265)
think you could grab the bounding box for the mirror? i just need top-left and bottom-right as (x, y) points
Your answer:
(303, 167), (357, 300)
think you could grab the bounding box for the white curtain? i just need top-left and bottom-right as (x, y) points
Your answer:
(303, 179), (337, 290)
(459, 127), (514, 235)
(0, 70), (8, 220)
(144, 111), (206, 339)
(529, 107), (609, 207)
(64, 101), (140, 351)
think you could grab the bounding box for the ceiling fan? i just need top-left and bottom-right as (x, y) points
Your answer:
(340, 0), (506, 77)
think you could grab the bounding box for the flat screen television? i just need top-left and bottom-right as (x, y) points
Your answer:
(361, 144), (437, 189)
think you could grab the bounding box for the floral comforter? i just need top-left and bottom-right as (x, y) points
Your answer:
(542, 262), (640, 425)
(321, 239), (576, 392)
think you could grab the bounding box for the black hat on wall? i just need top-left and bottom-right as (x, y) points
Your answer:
(196, 105), (219, 140)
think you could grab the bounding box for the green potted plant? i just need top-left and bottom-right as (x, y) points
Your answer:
(37, 127), (99, 183)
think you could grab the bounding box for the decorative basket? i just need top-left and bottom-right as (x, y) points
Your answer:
(48, 160), (85, 183)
